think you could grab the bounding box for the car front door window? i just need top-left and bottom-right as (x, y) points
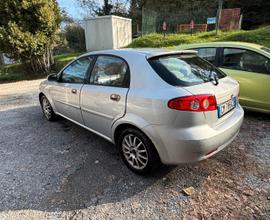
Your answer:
(221, 48), (270, 74)
(61, 57), (93, 83)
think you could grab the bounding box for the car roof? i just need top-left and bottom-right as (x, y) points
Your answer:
(178, 41), (264, 50)
(82, 48), (197, 59)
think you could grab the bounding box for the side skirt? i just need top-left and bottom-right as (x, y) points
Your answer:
(55, 112), (114, 143)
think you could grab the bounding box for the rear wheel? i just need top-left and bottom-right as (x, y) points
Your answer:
(40, 95), (57, 121)
(118, 128), (160, 174)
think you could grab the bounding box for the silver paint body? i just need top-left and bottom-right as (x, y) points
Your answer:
(39, 49), (244, 164)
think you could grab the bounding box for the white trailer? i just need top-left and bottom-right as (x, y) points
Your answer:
(84, 15), (132, 51)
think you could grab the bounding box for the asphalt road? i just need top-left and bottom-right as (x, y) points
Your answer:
(0, 79), (269, 219)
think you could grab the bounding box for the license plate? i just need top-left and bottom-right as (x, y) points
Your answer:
(217, 96), (237, 118)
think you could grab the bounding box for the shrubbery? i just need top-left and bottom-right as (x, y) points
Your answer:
(128, 26), (270, 48)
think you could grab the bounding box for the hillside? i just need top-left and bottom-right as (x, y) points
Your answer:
(128, 26), (270, 48)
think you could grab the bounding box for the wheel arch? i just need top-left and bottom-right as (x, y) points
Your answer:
(113, 122), (162, 163)
(39, 92), (45, 104)
(38, 91), (57, 113)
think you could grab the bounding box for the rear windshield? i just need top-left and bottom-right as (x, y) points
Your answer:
(262, 47), (270, 54)
(148, 54), (226, 86)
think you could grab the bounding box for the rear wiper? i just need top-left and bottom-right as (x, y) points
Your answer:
(209, 68), (219, 85)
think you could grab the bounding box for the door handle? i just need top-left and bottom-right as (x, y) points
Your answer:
(71, 89), (77, 94)
(110, 94), (121, 101)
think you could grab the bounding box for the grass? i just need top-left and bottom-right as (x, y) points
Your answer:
(0, 63), (44, 83)
(0, 52), (81, 83)
(128, 26), (270, 48)
(1, 26), (270, 83)
(52, 52), (82, 73)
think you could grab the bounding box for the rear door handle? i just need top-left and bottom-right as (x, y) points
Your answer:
(71, 89), (77, 94)
(110, 94), (121, 101)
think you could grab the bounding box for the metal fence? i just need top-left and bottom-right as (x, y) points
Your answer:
(141, 0), (218, 34)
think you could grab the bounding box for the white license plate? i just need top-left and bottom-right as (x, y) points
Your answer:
(217, 96), (237, 118)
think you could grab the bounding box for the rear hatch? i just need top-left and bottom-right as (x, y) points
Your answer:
(148, 51), (239, 125)
(183, 76), (239, 125)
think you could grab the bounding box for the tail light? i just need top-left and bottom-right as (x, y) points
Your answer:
(168, 95), (217, 112)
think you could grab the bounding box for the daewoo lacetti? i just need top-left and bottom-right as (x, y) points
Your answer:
(39, 49), (244, 174)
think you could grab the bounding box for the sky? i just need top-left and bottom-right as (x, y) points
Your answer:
(57, 0), (128, 20)
(57, 0), (88, 19)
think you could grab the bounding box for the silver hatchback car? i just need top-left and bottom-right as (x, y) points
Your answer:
(39, 49), (244, 174)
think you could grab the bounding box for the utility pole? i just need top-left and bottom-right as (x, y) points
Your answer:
(216, 0), (223, 35)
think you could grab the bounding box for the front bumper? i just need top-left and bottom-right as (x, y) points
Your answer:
(144, 106), (244, 164)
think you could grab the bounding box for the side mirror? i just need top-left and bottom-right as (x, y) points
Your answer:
(48, 73), (59, 81)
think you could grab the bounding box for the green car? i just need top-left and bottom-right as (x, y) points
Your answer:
(178, 42), (270, 113)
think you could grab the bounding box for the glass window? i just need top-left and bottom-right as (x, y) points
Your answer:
(194, 48), (217, 64)
(61, 57), (93, 83)
(148, 54), (226, 86)
(222, 48), (270, 74)
(90, 56), (129, 87)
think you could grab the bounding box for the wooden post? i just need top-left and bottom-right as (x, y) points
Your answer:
(216, 0), (223, 35)
(190, 20), (194, 35)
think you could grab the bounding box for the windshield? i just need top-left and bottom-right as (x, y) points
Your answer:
(261, 47), (270, 54)
(148, 54), (226, 86)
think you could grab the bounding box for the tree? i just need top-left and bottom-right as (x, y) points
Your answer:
(129, 0), (143, 33)
(224, 0), (270, 29)
(61, 9), (75, 25)
(77, 0), (128, 17)
(0, 0), (61, 72)
(65, 24), (86, 51)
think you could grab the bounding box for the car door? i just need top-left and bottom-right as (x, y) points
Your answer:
(49, 56), (93, 124)
(80, 55), (130, 139)
(219, 47), (270, 111)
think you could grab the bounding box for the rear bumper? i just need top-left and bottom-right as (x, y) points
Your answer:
(144, 106), (244, 164)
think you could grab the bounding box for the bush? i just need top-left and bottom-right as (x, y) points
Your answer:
(128, 26), (270, 48)
(0, 53), (81, 83)
(65, 24), (86, 52)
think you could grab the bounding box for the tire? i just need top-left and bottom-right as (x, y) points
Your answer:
(40, 95), (57, 121)
(118, 128), (161, 175)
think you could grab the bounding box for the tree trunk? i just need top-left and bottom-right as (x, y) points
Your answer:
(0, 52), (4, 65)
(29, 48), (53, 73)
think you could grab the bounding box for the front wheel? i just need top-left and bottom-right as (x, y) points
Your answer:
(118, 128), (161, 175)
(40, 95), (57, 121)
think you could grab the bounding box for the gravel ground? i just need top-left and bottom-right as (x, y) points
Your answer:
(0, 79), (269, 220)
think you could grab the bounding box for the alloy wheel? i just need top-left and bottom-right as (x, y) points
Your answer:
(122, 134), (149, 170)
(42, 97), (52, 119)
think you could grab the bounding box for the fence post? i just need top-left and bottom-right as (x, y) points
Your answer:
(216, 0), (223, 34)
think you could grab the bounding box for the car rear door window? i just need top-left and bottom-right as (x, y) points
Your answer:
(221, 48), (270, 74)
(61, 57), (93, 83)
(89, 56), (130, 87)
(193, 48), (217, 64)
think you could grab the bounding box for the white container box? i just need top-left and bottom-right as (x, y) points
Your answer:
(84, 15), (132, 51)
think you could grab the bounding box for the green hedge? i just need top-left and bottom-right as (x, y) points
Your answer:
(128, 26), (270, 48)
